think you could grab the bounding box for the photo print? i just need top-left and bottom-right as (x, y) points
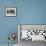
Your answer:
(6, 8), (16, 16)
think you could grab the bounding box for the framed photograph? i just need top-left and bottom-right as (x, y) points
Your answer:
(6, 8), (16, 16)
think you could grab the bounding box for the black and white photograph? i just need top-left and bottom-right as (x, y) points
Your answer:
(6, 8), (16, 16)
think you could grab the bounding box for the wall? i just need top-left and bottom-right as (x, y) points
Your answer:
(0, 0), (46, 45)
(21, 0), (46, 24)
(0, 0), (21, 44)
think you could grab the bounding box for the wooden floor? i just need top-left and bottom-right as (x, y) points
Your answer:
(19, 40), (46, 46)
